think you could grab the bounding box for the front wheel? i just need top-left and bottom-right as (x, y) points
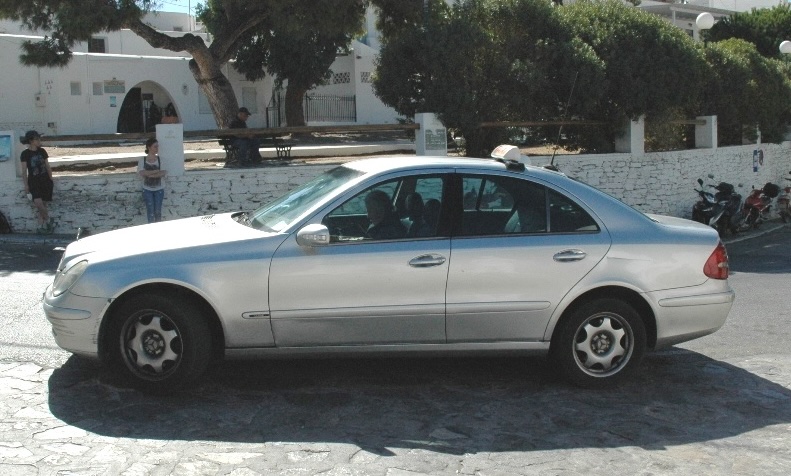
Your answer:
(105, 293), (212, 393)
(550, 298), (646, 388)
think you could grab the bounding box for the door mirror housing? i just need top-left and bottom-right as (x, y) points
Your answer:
(296, 224), (330, 247)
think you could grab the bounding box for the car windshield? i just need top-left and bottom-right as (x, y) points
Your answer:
(249, 166), (365, 232)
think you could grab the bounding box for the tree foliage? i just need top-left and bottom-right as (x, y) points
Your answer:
(703, 38), (791, 144)
(560, 0), (708, 151)
(374, 0), (604, 156)
(706, 5), (791, 59)
(201, 0), (367, 127)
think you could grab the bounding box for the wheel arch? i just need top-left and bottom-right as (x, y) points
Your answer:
(549, 286), (657, 350)
(98, 283), (226, 363)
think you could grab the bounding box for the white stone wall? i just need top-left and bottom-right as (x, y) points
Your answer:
(0, 165), (335, 234)
(1, 143), (789, 235)
(548, 143), (790, 218)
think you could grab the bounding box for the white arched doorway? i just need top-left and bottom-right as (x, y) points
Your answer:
(117, 81), (179, 133)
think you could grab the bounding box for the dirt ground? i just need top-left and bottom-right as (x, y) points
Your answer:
(45, 131), (569, 176)
(47, 131), (419, 175)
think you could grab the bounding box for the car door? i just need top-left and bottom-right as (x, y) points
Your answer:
(268, 172), (451, 347)
(446, 173), (611, 343)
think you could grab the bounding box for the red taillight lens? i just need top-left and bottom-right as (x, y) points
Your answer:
(703, 242), (729, 280)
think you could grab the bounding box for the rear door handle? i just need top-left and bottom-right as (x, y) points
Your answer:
(553, 249), (587, 262)
(409, 254), (447, 268)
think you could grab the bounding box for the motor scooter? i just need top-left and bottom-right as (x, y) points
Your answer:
(777, 171), (791, 223)
(692, 176), (742, 237)
(739, 181), (781, 230)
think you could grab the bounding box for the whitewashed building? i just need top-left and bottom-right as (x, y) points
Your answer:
(0, 10), (399, 137)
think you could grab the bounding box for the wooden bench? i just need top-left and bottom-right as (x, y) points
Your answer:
(218, 136), (294, 162)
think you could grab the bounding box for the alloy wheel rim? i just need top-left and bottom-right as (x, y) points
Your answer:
(121, 311), (183, 381)
(573, 312), (633, 377)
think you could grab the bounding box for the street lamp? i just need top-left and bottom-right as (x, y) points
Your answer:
(696, 12), (715, 31)
(780, 40), (791, 55)
(696, 12), (714, 43)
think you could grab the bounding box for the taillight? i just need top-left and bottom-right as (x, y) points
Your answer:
(703, 241), (729, 280)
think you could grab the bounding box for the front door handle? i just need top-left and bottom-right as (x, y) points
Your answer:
(553, 249), (587, 262)
(409, 254), (447, 268)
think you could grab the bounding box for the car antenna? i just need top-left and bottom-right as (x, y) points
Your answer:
(548, 71), (579, 171)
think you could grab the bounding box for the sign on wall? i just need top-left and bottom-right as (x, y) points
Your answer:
(0, 133), (10, 162)
(104, 79), (126, 94)
(753, 149), (764, 172)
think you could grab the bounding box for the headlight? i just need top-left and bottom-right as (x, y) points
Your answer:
(52, 260), (89, 297)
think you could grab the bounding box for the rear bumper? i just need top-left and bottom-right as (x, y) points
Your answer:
(650, 287), (735, 349)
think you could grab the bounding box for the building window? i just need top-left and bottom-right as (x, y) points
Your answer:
(360, 72), (372, 84)
(92, 82), (103, 96)
(70, 82), (82, 96)
(198, 90), (212, 114)
(173, 26), (184, 32)
(88, 37), (106, 53)
(242, 87), (258, 113)
(333, 72), (351, 84)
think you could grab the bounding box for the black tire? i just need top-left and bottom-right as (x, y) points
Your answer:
(728, 212), (742, 234)
(691, 208), (705, 224)
(550, 298), (646, 388)
(105, 293), (212, 393)
(716, 220), (727, 238)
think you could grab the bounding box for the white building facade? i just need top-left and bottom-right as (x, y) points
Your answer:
(0, 11), (399, 138)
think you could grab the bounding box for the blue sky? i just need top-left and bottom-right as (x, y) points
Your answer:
(156, 0), (194, 14)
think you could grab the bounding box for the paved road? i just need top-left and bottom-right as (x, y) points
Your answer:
(1, 226), (790, 475)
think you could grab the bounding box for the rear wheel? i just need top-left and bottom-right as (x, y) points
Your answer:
(105, 293), (212, 393)
(550, 298), (646, 388)
(739, 208), (757, 231)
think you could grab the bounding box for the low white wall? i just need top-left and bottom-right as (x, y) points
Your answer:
(0, 143), (789, 235)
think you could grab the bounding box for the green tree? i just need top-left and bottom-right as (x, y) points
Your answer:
(0, 0), (283, 128)
(560, 0), (708, 151)
(373, 0), (604, 156)
(705, 5), (791, 59)
(702, 38), (791, 144)
(202, 0), (367, 127)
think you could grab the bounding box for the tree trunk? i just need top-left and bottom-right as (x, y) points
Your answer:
(126, 18), (256, 129)
(188, 58), (239, 128)
(285, 83), (309, 127)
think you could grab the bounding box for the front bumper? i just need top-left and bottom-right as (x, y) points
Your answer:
(43, 285), (110, 358)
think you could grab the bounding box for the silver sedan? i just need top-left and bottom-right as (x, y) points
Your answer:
(43, 156), (734, 392)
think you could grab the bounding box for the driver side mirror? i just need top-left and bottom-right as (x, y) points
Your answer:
(296, 224), (330, 247)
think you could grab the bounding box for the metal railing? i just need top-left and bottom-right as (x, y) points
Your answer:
(304, 93), (356, 123)
(266, 92), (357, 127)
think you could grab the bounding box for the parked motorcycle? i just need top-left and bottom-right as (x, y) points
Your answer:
(739, 181), (781, 230)
(692, 176), (743, 237)
(777, 171), (791, 223)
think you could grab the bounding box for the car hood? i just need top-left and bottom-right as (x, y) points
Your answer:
(61, 213), (275, 266)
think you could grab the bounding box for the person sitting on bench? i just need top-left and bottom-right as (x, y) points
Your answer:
(229, 107), (262, 166)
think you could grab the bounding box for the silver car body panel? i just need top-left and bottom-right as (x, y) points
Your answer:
(269, 235), (450, 346)
(45, 214), (287, 352)
(42, 156), (734, 362)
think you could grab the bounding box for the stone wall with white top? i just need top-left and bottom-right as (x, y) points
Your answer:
(0, 143), (789, 235)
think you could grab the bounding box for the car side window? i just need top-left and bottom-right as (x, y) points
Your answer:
(322, 175), (446, 243)
(460, 175), (545, 236)
(548, 189), (599, 233)
(402, 177), (444, 238)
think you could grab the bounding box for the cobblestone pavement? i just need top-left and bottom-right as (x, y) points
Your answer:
(2, 350), (791, 475)
(1, 226), (789, 475)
